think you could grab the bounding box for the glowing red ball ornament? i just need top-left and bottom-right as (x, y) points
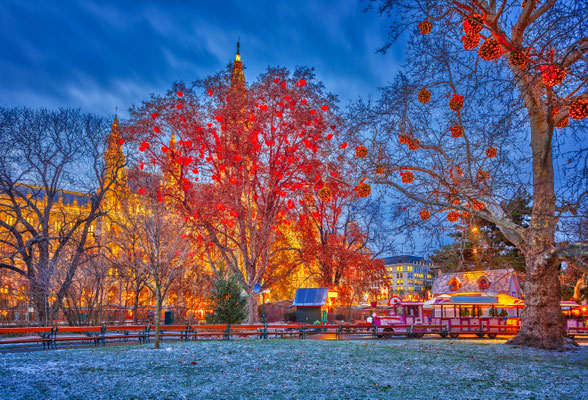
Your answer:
(472, 200), (485, 211)
(569, 98), (588, 120)
(542, 65), (567, 87)
(450, 124), (464, 138)
(418, 88), (431, 104)
(177, 91), (183, 97)
(408, 138), (421, 150)
(479, 38), (501, 61)
(401, 171), (415, 183)
(449, 94), (464, 111)
(418, 20), (433, 35)
(355, 182), (371, 198)
(463, 14), (484, 35)
(508, 51), (526, 68)
(419, 210), (431, 221)
(462, 35), (480, 50)
(355, 146), (368, 158)
(447, 211), (460, 222)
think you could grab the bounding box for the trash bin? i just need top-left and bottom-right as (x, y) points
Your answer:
(164, 310), (173, 325)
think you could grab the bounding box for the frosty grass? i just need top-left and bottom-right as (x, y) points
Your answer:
(0, 338), (586, 399)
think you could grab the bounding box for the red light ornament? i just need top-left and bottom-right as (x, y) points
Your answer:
(418, 88), (431, 104)
(401, 171), (414, 183)
(355, 182), (371, 198)
(449, 94), (464, 111)
(418, 20), (433, 35)
(569, 98), (588, 120)
(479, 38), (501, 61)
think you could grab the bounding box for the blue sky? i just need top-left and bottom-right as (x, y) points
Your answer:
(0, 0), (403, 118)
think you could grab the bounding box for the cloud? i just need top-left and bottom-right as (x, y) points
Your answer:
(0, 0), (402, 116)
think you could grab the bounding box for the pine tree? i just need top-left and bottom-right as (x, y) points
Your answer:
(207, 270), (248, 325)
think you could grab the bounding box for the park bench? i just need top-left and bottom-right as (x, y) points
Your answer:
(264, 324), (305, 339)
(337, 323), (374, 339)
(106, 324), (152, 343)
(192, 324), (230, 340)
(158, 324), (194, 341)
(0, 327), (56, 349)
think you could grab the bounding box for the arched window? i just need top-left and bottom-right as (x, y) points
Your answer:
(448, 277), (462, 291)
(477, 276), (491, 290)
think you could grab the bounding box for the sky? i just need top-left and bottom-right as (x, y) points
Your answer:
(0, 0), (404, 119)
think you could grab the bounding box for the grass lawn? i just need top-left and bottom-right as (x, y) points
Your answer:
(0, 338), (586, 399)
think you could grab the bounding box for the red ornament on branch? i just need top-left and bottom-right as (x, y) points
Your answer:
(418, 20), (433, 35)
(418, 88), (431, 104)
(463, 14), (484, 36)
(569, 98), (587, 120)
(472, 200), (485, 211)
(447, 211), (459, 222)
(355, 146), (368, 158)
(401, 171), (414, 183)
(450, 124), (464, 138)
(449, 94), (464, 111)
(419, 210), (431, 220)
(355, 182), (371, 198)
(508, 51), (526, 68)
(485, 147), (497, 158)
(479, 38), (501, 61)
(542, 65), (567, 87)
(462, 35), (480, 50)
(408, 138), (421, 150)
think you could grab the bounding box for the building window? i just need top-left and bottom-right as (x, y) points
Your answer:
(407, 266), (413, 272)
(397, 266), (403, 272)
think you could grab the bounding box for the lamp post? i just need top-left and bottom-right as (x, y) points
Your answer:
(253, 284), (270, 338)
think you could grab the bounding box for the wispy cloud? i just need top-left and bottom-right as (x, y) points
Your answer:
(0, 0), (402, 116)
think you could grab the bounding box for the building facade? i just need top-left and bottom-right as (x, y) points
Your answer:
(380, 255), (436, 299)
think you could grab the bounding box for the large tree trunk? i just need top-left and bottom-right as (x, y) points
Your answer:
(30, 279), (51, 326)
(247, 291), (259, 324)
(508, 252), (572, 349)
(507, 112), (574, 350)
(154, 283), (161, 349)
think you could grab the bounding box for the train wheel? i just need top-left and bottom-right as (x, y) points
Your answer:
(382, 328), (393, 339)
(476, 333), (484, 338)
(412, 332), (424, 339)
(487, 333), (497, 339)
(449, 332), (459, 339)
(439, 332), (448, 338)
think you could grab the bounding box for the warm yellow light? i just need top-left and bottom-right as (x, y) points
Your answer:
(471, 226), (479, 233)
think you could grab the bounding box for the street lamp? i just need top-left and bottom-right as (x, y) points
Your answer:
(253, 283), (270, 337)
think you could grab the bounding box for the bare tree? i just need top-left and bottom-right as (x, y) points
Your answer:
(0, 108), (123, 325)
(355, 0), (587, 349)
(115, 185), (191, 349)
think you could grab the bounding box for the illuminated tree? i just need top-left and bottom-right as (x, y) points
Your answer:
(356, 0), (587, 349)
(125, 47), (346, 322)
(296, 170), (387, 305)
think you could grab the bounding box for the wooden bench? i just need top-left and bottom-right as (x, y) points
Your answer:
(192, 324), (230, 340)
(264, 324), (305, 339)
(0, 327), (57, 349)
(106, 324), (152, 343)
(157, 324), (194, 341)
